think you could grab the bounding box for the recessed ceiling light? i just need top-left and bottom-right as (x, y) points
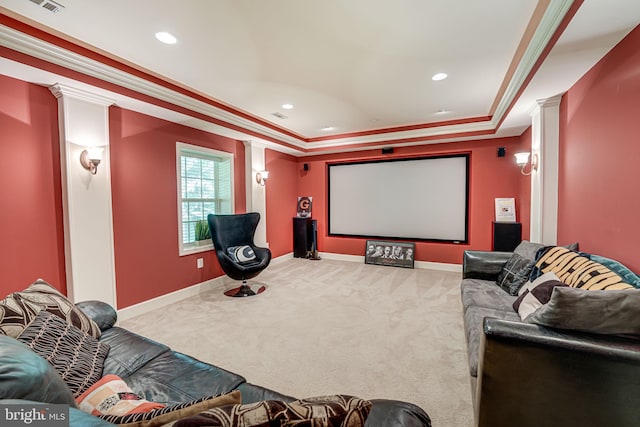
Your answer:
(281, 103), (294, 110)
(155, 32), (177, 44)
(435, 109), (450, 114)
(432, 72), (448, 81)
(321, 126), (335, 131)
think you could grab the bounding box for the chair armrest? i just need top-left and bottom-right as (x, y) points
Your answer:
(462, 250), (511, 280)
(76, 300), (117, 331)
(476, 317), (640, 427)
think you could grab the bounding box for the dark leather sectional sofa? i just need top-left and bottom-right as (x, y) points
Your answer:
(461, 250), (640, 427)
(0, 300), (431, 427)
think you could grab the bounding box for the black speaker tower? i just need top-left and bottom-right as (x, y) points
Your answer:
(492, 221), (522, 252)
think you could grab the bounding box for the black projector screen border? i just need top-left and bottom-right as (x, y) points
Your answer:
(327, 153), (470, 244)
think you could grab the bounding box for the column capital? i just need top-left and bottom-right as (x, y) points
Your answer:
(529, 95), (562, 115)
(49, 83), (116, 106)
(536, 94), (562, 108)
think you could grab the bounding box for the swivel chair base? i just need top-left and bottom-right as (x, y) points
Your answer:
(224, 283), (267, 297)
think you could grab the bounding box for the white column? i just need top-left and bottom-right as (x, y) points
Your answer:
(50, 84), (117, 307)
(529, 95), (561, 245)
(243, 140), (268, 247)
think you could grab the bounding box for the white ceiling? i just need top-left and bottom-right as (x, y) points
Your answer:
(1, 0), (639, 154)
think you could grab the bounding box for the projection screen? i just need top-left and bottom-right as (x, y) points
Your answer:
(328, 155), (469, 242)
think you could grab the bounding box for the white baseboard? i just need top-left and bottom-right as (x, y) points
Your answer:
(117, 253), (294, 322)
(319, 252), (462, 272)
(117, 251), (460, 321)
(271, 252), (294, 264)
(414, 260), (462, 272)
(117, 276), (227, 322)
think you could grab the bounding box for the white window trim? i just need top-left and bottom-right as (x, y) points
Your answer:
(176, 142), (234, 256)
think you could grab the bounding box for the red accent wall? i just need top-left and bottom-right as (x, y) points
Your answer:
(557, 25), (640, 272)
(286, 137), (530, 264)
(0, 75), (66, 297)
(109, 107), (246, 308)
(265, 149), (299, 257)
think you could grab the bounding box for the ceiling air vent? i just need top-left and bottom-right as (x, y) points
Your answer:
(28, 0), (65, 13)
(271, 112), (288, 119)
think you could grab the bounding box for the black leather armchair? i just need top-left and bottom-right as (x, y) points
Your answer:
(207, 212), (271, 297)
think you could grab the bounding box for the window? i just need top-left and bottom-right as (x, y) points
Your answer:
(177, 143), (234, 255)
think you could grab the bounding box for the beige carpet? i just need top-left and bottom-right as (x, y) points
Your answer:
(120, 257), (474, 426)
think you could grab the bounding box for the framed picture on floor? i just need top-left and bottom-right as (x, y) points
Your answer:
(365, 240), (415, 269)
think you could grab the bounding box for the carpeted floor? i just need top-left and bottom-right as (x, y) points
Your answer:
(120, 257), (474, 426)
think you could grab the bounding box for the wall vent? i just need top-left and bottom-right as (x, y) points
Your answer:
(28, 0), (65, 13)
(271, 112), (288, 119)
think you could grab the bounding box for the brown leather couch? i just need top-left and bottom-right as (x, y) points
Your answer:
(462, 250), (640, 427)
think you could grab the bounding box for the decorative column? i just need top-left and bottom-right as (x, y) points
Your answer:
(50, 84), (117, 307)
(529, 95), (561, 245)
(243, 140), (268, 247)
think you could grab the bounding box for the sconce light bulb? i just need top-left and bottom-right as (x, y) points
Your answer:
(514, 152), (537, 176)
(80, 148), (104, 175)
(256, 170), (269, 186)
(514, 152), (530, 166)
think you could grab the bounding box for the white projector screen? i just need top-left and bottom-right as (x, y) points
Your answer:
(328, 155), (469, 242)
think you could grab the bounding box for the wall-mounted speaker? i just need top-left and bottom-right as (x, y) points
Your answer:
(497, 147), (506, 157)
(382, 147), (394, 154)
(303, 163), (309, 171)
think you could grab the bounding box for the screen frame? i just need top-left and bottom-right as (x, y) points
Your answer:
(327, 153), (470, 244)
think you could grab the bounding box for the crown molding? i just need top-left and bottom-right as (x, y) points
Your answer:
(490, 0), (574, 128)
(0, 23), (307, 149)
(0, 2), (571, 154)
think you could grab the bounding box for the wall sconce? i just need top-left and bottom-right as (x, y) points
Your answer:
(80, 147), (104, 175)
(256, 170), (269, 186)
(514, 152), (538, 176)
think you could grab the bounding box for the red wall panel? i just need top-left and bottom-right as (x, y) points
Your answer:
(0, 75), (66, 297)
(109, 107), (245, 308)
(265, 149), (299, 257)
(294, 137), (530, 265)
(557, 25), (640, 271)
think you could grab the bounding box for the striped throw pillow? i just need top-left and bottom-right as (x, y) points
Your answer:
(534, 246), (633, 290)
(17, 310), (110, 397)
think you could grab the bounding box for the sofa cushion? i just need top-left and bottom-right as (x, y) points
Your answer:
(463, 306), (520, 377)
(99, 327), (170, 378)
(97, 390), (241, 426)
(496, 253), (535, 295)
(525, 287), (640, 337)
(532, 246), (633, 290)
(0, 279), (101, 338)
(174, 395), (371, 427)
(460, 279), (517, 313)
(17, 310), (110, 398)
(123, 350), (246, 405)
(98, 326), (245, 404)
(0, 335), (78, 407)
